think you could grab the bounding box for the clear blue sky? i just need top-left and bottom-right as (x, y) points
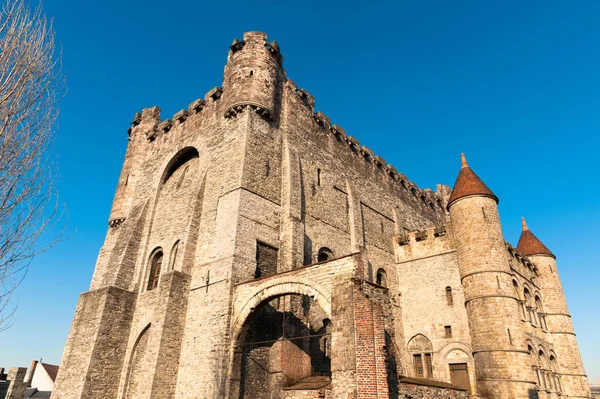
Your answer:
(2, 0), (599, 382)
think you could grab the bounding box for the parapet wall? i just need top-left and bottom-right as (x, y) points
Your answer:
(394, 225), (454, 262)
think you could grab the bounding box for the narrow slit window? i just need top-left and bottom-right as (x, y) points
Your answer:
(317, 168), (321, 186)
(446, 286), (453, 306)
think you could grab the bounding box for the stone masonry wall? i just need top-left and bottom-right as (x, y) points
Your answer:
(395, 226), (475, 393)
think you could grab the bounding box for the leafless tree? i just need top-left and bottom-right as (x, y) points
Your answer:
(0, 0), (65, 331)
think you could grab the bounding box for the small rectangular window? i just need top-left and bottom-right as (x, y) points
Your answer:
(445, 325), (453, 338)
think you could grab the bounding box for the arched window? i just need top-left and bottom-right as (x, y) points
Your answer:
(162, 147), (199, 184)
(524, 287), (534, 324)
(376, 268), (387, 287)
(528, 345), (540, 386)
(124, 324), (151, 398)
(535, 295), (547, 330)
(147, 250), (163, 291)
(445, 286), (453, 306)
(513, 280), (527, 319)
(549, 354), (562, 392)
(317, 247), (334, 263)
(538, 350), (550, 390)
(408, 334), (434, 378)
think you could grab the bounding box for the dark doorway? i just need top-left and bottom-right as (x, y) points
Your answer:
(236, 294), (331, 399)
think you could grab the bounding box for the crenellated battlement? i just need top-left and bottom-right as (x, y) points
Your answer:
(394, 225), (454, 262)
(128, 86), (224, 143)
(126, 31), (447, 215)
(283, 74), (447, 212)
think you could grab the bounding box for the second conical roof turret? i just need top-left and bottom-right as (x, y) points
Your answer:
(517, 217), (555, 258)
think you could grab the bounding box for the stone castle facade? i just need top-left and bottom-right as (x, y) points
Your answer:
(52, 32), (591, 399)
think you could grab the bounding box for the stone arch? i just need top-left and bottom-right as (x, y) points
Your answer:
(439, 342), (475, 394)
(230, 278), (333, 399)
(232, 277), (331, 342)
(160, 147), (199, 184)
(407, 334), (433, 353)
(439, 341), (473, 360)
(317, 247), (334, 263)
(123, 323), (151, 399)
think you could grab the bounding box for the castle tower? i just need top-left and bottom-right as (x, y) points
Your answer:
(517, 218), (591, 398)
(221, 31), (285, 121)
(107, 107), (160, 229)
(447, 154), (533, 398)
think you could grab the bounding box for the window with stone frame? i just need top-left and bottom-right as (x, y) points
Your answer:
(408, 334), (434, 378)
(445, 325), (453, 338)
(147, 250), (163, 291)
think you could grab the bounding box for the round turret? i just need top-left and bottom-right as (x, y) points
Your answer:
(518, 218), (591, 398)
(448, 154), (533, 398)
(222, 32), (285, 120)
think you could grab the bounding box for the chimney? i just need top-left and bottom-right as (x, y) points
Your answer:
(26, 360), (38, 387)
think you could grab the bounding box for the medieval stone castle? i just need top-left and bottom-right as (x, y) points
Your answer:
(52, 32), (590, 399)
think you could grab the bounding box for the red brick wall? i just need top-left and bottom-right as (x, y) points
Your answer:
(353, 287), (389, 399)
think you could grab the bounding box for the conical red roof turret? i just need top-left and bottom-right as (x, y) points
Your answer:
(516, 218), (555, 258)
(447, 154), (498, 209)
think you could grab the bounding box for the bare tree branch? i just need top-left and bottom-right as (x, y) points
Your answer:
(0, 0), (65, 331)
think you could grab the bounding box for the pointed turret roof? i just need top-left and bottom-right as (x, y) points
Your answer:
(516, 218), (555, 258)
(447, 154), (498, 209)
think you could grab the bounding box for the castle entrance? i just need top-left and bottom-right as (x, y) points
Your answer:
(449, 363), (471, 394)
(232, 293), (331, 399)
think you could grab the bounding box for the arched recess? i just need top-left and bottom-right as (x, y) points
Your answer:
(160, 147), (200, 184)
(229, 284), (332, 399)
(317, 247), (334, 263)
(232, 279), (331, 342)
(123, 324), (151, 399)
(407, 334), (434, 378)
(169, 240), (180, 271)
(146, 248), (163, 291)
(440, 343), (475, 394)
(376, 268), (387, 287)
